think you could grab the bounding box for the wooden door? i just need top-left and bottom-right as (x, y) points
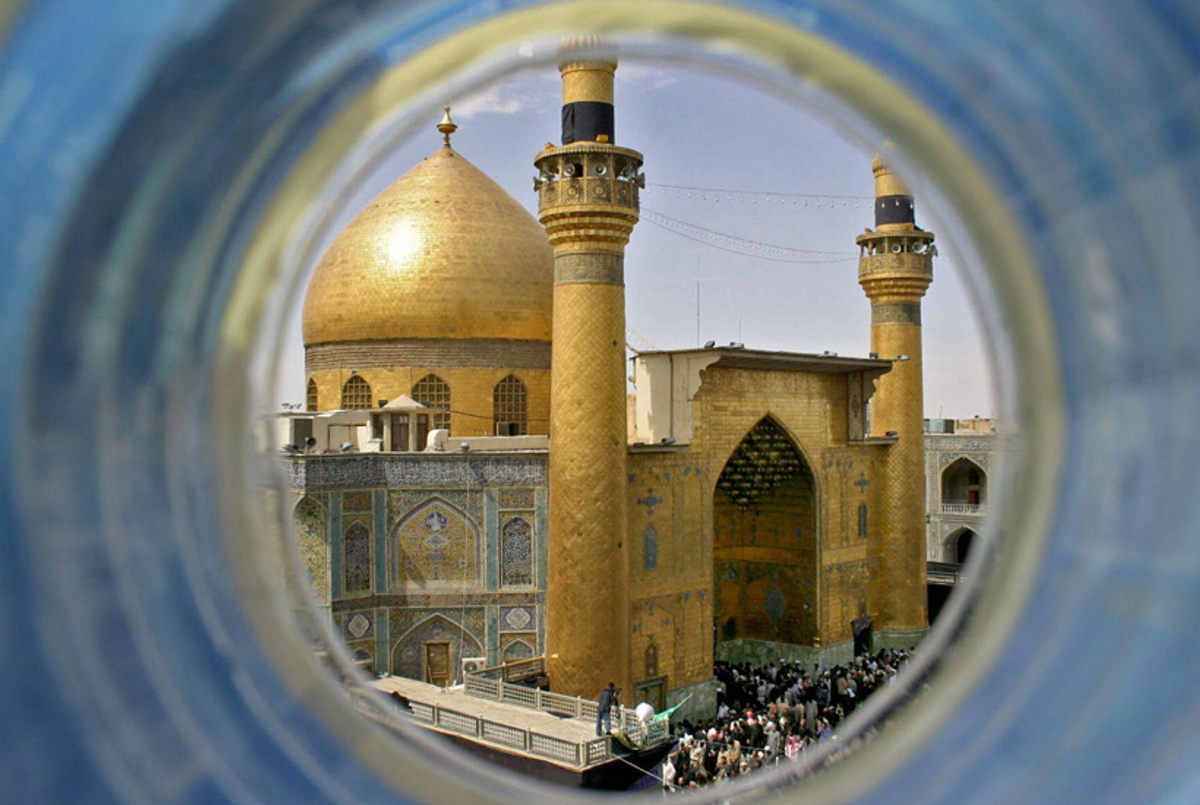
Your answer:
(415, 415), (430, 452)
(390, 414), (409, 452)
(636, 678), (666, 712)
(425, 642), (452, 687)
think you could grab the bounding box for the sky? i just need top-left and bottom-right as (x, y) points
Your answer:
(273, 61), (995, 420)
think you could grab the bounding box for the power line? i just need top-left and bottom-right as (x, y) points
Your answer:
(646, 182), (873, 204)
(640, 207), (859, 264)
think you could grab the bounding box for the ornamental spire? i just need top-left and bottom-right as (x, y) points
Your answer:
(437, 105), (457, 146)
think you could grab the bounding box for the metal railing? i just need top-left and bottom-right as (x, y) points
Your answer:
(466, 667), (626, 725)
(941, 503), (987, 515)
(464, 659), (671, 747)
(350, 681), (662, 772)
(373, 693), (607, 768)
(470, 656), (546, 683)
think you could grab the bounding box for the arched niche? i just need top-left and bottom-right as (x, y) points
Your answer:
(941, 457), (987, 508)
(502, 639), (535, 664)
(713, 415), (817, 648)
(292, 497), (329, 605)
(500, 516), (533, 587)
(391, 497), (481, 588)
(391, 614), (484, 686)
(945, 526), (978, 564)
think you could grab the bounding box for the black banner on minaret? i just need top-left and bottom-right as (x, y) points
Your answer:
(562, 102), (614, 144)
(875, 195), (915, 226)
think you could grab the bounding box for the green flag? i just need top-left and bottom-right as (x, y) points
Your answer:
(650, 694), (693, 723)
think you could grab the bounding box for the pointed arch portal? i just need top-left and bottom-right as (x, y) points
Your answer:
(713, 416), (818, 647)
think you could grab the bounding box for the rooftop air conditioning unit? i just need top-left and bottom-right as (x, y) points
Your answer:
(461, 657), (487, 678)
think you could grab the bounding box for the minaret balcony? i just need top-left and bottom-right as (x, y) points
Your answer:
(856, 231), (935, 284)
(534, 143), (643, 216)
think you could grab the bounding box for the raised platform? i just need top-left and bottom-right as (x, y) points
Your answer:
(373, 675), (599, 756)
(367, 673), (672, 789)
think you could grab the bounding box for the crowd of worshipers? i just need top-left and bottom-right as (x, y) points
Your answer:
(659, 650), (911, 791)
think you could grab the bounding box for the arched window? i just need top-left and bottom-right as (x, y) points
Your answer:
(344, 520), (371, 593)
(341, 374), (372, 410)
(411, 374), (451, 431)
(501, 518), (533, 587)
(643, 525), (658, 570)
(306, 378), (318, 412)
(493, 375), (528, 436)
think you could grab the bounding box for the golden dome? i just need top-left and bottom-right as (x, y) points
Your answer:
(302, 141), (553, 346)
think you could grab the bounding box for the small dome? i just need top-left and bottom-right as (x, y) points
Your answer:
(302, 144), (553, 346)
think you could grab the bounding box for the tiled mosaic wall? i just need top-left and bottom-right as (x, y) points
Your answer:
(290, 454), (548, 681)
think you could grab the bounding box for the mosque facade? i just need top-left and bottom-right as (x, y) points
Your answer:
(925, 417), (997, 565)
(280, 41), (936, 720)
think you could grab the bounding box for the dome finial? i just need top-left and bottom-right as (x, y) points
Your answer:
(437, 105), (457, 146)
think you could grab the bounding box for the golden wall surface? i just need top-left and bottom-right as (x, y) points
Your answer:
(855, 212), (932, 631)
(865, 320), (928, 632)
(816, 445), (885, 644)
(306, 365), (550, 437)
(689, 366), (890, 649)
(851, 156), (933, 635)
(536, 128), (642, 697)
(546, 281), (630, 697)
(558, 35), (616, 107)
(627, 449), (713, 697)
(561, 63), (615, 105)
(714, 471), (817, 645)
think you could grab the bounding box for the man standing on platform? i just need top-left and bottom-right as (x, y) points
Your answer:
(597, 682), (618, 736)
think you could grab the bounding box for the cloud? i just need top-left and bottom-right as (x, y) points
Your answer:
(453, 73), (556, 120)
(451, 62), (677, 121)
(448, 61), (676, 121)
(619, 63), (679, 92)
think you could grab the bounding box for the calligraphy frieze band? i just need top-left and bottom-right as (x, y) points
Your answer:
(554, 253), (624, 285)
(872, 303), (922, 325)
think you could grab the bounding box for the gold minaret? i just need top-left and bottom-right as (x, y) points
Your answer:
(534, 37), (643, 698)
(856, 154), (934, 635)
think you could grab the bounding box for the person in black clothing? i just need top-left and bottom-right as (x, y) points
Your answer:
(743, 712), (763, 751)
(596, 682), (618, 736)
